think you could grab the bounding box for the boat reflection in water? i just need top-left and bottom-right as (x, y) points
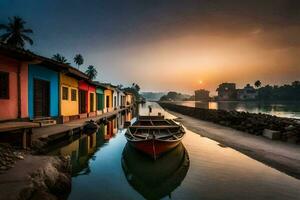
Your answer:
(121, 142), (190, 200)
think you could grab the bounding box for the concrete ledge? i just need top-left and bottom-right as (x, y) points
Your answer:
(263, 129), (281, 140)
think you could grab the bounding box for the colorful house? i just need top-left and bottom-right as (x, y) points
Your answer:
(28, 64), (59, 119)
(119, 91), (126, 108)
(59, 70), (89, 123)
(115, 88), (125, 109)
(112, 87), (118, 110)
(92, 82), (105, 115)
(104, 87), (113, 113)
(0, 42), (132, 125)
(125, 92), (134, 106)
(60, 73), (79, 122)
(78, 80), (96, 118)
(0, 44), (32, 121)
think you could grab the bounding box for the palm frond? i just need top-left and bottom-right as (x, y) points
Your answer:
(0, 33), (11, 42)
(21, 34), (33, 45)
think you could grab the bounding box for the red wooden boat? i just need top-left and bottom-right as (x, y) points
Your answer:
(125, 116), (185, 159)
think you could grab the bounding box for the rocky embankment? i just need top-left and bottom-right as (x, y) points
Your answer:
(0, 144), (71, 200)
(24, 156), (71, 200)
(159, 103), (300, 144)
(0, 144), (25, 173)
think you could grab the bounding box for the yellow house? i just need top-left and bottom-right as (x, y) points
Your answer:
(104, 88), (113, 113)
(125, 92), (134, 106)
(60, 73), (79, 122)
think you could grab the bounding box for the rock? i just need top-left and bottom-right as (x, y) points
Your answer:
(50, 173), (71, 195)
(263, 129), (281, 140)
(287, 135), (299, 144)
(285, 125), (295, 131)
(0, 166), (8, 170)
(16, 155), (24, 160)
(30, 190), (58, 200)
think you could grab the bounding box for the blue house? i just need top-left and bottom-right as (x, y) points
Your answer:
(28, 64), (59, 119)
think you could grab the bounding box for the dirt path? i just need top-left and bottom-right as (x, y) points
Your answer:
(166, 110), (300, 179)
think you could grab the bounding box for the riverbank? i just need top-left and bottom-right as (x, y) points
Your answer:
(159, 103), (300, 143)
(0, 152), (70, 200)
(160, 105), (300, 179)
(0, 105), (134, 200)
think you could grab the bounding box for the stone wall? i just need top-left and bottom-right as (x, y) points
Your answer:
(159, 103), (300, 144)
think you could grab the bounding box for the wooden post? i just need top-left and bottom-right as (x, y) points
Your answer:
(22, 129), (27, 149)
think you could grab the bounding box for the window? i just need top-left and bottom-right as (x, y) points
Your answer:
(71, 89), (77, 101)
(106, 95), (110, 108)
(0, 72), (9, 99)
(62, 87), (69, 100)
(90, 93), (94, 112)
(96, 93), (103, 110)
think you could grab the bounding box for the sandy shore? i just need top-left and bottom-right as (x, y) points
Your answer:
(166, 109), (300, 179)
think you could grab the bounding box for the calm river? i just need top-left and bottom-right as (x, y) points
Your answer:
(172, 101), (300, 119)
(49, 102), (300, 200)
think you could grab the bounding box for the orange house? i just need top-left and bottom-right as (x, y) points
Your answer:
(0, 45), (32, 121)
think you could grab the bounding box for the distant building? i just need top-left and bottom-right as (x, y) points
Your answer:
(237, 84), (258, 100)
(216, 83), (236, 100)
(195, 89), (210, 101)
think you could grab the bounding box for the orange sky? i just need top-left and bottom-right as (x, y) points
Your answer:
(3, 0), (300, 95)
(93, 29), (300, 95)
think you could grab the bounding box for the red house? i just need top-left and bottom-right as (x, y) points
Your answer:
(78, 80), (96, 118)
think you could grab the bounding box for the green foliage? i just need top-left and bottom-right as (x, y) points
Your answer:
(254, 80), (261, 88)
(52, 53), (70, 64)
(123, 83), (141, 100)
(132, 83), (140, 92)
(85, 65), (98, 80)
(74, 54), (84, 69)
(0, 16), (33, 48)
(257, 81), (300, 101)
(159, 91), (189, 101)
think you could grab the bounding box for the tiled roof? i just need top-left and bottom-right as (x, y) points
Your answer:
(0, 42), (89, 80)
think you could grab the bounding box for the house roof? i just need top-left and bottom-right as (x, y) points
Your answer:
(91, 81), (109, 89)
(0, 42), (89, 80)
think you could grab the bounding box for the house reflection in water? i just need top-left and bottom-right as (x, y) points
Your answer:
(48, 112), (134, 176)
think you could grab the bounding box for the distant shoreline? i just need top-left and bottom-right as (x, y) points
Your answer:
(158, 100), (300, 103)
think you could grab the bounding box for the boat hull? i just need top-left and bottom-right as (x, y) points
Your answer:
(128, 139), (182, 159)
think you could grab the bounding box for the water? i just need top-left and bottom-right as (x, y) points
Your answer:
(49, 102), (300, 200)
(172, 101), (300, 119)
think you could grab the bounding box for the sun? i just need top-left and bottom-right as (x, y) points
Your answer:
(198, 80), (203, 84)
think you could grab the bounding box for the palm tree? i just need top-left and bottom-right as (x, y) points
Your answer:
(0, 16), (33, 48)
(52, 53), (70, 64)
(254, 80), (262, 88)
(132, 83), (140, 92)
(85, 65), (97, 80)
(74, 54), (84, 70)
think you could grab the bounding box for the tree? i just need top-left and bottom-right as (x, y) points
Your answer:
(0, 16), (33, 48)
(52, 53), (70, 64)
(117, 84), (123, 90)
(132, 83), (140, 92)
(85, 65), (97, 80)
(292, 81), (300, 87)
(254, 80), (261, 88)
(74, 54), (84, 69)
